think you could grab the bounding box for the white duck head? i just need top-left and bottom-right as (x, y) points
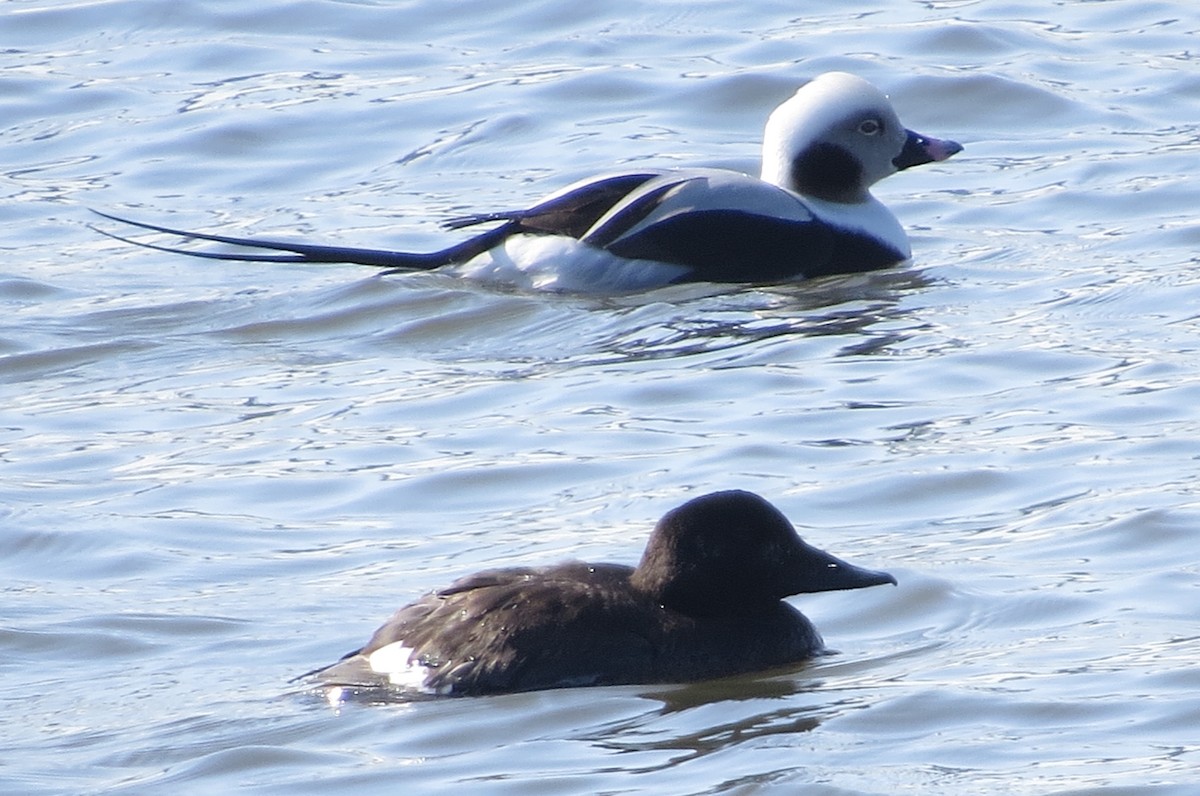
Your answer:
(760, 72), (961, 204)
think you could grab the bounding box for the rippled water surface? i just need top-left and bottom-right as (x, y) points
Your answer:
(4, 1), (1200, 793)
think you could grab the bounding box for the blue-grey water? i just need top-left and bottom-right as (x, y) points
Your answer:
(4, 1), (1200, 793)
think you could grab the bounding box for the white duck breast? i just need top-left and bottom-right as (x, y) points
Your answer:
(92, 71), (962, 292)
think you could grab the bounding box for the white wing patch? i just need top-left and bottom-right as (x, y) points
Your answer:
(366, 641), (447, 693)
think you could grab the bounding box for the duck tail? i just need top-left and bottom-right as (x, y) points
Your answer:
(89, 210), (519, 271)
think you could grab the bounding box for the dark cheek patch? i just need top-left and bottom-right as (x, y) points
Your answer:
(790, 143), (862, 203)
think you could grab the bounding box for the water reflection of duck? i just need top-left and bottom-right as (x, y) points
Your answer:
(304, 490), (895, 698)
(94, 72), (960, 293)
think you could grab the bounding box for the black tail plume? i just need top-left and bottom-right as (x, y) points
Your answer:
(89, 210), (519, 271)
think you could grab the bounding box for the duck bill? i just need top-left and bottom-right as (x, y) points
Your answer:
(791, 541), (897, 593)
(893, 128), (963, 170)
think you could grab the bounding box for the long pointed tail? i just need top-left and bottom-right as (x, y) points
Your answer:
(89, 210), (518, 271)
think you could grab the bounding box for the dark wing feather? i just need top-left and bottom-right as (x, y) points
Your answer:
(305, 563), (662, 695)
(578, 170), (906, 280)
(443, 172), (661, 238)
(606, 211), (836, 282)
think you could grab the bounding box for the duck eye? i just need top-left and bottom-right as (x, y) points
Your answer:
(857, 118), (883, 136)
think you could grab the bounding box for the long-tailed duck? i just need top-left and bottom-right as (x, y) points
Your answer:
(94, 72), (960, 292)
